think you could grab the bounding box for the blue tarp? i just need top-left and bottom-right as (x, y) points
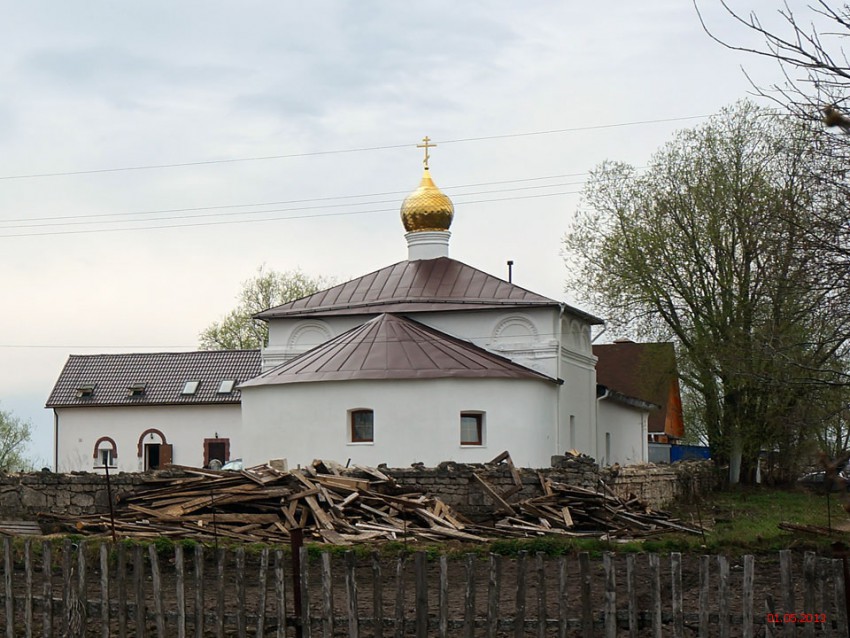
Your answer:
(670, 444), (711, 462)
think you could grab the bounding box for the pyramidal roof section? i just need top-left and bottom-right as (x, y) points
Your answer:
(255, 257), (602, 324)
(240, 313), (560, 387)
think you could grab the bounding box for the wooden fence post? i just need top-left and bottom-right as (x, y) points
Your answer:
(515, 551), (527, 638)
(148, 544), (165, 638)
(235, 547), (246, 638)
(698, 555), (710, 638)
(718, 555), (729, 638)
(256, 548), (269, 638)
(779, 550), (793, 638)
(42, 540), (53, 638)
(671, 552), (683, 638)
(414, 552), (427, 638)
(174, 544), (185, 638)
(274, 549), (286, 638)
(626, 554), (637, 638)
(439, 555), (448, 638)
(299, 546), (311, 638)
(579, 552), (592, 635)
(486, 553), (501, 638)
(372, 551), (383, 638)
(464, 553), (476, 638)
(649, 553), (661, 638)
(134, 544), (146, 638)
(194, 544), (204, 638)
(604, 551), (617, 638)
(321, 552), (334, 638)
(25, 539), (33, 638)
(345, 551), (358, 638)
(394, 556), (406, 638)
(536, 552), (546, 638)
(5, 536), (14, 638)
(558, 557), (568, 638)
(100, 543), (109, 638)
(742, 554), (754, 638)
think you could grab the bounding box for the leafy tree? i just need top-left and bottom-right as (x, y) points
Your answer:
(564, 101), (850, 484)
(0, 405), (33, 472)
(199, 266), (334, 350)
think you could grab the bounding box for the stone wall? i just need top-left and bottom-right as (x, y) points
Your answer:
(0, 472), (145, 522)
(381, 457), (717, 521)
(0, 458), (717, 525)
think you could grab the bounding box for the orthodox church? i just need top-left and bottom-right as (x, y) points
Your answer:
(48, 141), (653, 471)
(239, 141), (612, 468)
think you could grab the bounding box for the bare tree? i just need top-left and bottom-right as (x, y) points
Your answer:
(695, 1), (850, 121)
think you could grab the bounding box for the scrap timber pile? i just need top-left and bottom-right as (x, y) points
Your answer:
(39, 454), (703, 544)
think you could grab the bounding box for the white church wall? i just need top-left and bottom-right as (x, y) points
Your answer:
(263, 316), (367, 371)
(54, 405), (242, 473)
(596, 400), (649, 466)
(405, 308), (560, 378)
(240, 378), (558, 468)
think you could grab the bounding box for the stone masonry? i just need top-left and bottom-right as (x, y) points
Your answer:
(0, 457), (717, 526)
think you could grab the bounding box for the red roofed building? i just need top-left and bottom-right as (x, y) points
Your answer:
(593, 341), (685, 443)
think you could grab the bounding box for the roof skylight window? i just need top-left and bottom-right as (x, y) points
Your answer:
(75, 385), (95, 399)
(127, 383), (146, 397)
(182, 381), (200, 395)
(217, 380), (236, 394)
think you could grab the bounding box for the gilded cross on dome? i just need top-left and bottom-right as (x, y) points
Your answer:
(416, 136), (436, 169)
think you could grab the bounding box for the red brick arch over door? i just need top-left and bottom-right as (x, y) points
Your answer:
(136, 429), (167, 457)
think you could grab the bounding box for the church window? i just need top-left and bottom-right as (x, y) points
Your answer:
(460, 412), (484, 446)
(350, 409), (374, 443)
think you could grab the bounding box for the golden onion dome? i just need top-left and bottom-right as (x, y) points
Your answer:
(400, 167), (455, 232)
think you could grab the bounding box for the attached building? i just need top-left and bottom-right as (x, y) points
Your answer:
(46, 351), (260, 472)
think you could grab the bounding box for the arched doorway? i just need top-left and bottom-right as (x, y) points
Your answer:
(136, 429), (172, 470)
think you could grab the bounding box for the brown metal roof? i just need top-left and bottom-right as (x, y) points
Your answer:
(255, 257), (603, 324)
(241, 313), (560, 387)
(46, 350), (261, 408)
(593, 342), (682, 434)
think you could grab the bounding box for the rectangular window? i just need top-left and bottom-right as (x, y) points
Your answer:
(460, 412), (483, 446)
(350, 409), (374, 443)
(98, 448), (115, 467)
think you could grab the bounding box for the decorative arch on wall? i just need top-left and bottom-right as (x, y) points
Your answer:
(287, 321), (333, 351)
(92, 436), (118, 460)
(491, 315), (538, 345)
(566, 319), (590, 351)
(136, 428), (167, 457)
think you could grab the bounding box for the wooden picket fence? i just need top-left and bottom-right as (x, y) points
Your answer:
(0, 537), (846, 637)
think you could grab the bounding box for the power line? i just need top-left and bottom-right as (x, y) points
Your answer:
(0, 190), (581, 238)
(0, 115), (707, 181)
(0, 172), (593, 226)
(0, 181), (588, 231)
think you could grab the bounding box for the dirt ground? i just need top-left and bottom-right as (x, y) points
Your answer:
(2, 543), (845, 636)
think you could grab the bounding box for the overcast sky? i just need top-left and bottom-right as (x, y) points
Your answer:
(0, 2), (812, 465)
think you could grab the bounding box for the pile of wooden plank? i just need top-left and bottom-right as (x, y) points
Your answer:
(472, 469), (703, 538)
(38, 453), (703, 543)
(38, 462), (485, 545)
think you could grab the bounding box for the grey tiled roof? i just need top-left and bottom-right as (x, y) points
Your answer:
(46, 351), (261, 408)
(241, 313), (559, 387)
(255, 257), (604, 324)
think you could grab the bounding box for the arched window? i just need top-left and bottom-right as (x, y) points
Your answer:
(92, 437), (118, 468)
